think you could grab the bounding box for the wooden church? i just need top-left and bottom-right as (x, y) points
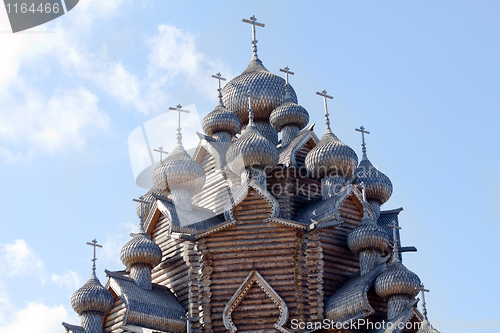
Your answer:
(63, 16), (440, 333)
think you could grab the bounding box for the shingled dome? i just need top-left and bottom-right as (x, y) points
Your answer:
(203, 104), (241, 138)
(153, 145), (206, 195)
(226, 116), (278, 174)
(355, 154), (393, 205)
(120, 230), (162, 269)
(348, 215), (390, 255)
(71, 275), (114, 315)
(375, 261), (421, 299)
(222, 59), (297, 124)
(270, 97), (309, 132)
(305, 129), (358, 179)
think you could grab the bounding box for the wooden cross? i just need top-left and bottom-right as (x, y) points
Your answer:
(242, 15), (265, 45)
(242, 15), (265, 56)
(243, 91), (258, 123)
(212, 72), (226, 92)
(355, 181), (372, 204)
(133, 196), (147, 224)
(387, 221), (401, 245)
(169, 104), (190, 131)
(416, 283), (430, 317)
(316, 89), (333, 129)
(153, 146), (168, 162)
(355, 126), (370, 154)
(279, 66), (294, 85)
(86, 239), (102, 274)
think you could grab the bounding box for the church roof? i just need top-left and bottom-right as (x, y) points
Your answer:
(325, 263), (386, 323)
(106, 270), (186, 333)
(278, 123), (318, 166)
(156, 198), (224, 234)
(61, 322), (83, 333)
(294, 184), (364, 227)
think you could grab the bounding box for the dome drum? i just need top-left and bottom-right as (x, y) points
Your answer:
(387, 294), (413, 320)
(130, 264), (155, 290)
(81, 312), (106, 332)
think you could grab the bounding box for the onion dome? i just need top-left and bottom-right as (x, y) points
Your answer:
(348, 212), (390, 255)
(71, 274), (114, 315)
(226, 97), (279, 174)
(202, 74), (241, 139)
(202, 104), (241, 138)
(354, 126), (392, 204)
(222, 58), (297, 124)
(305, 94), (357, 179)
(120, 226), (162, 269)
(375, 261), (421, 298)
(270, 97), (309, 132)
(152, 115), (206, 194)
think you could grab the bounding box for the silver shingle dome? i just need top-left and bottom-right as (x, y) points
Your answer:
(305, 128), (358, 179)
(202, 104), (241, 137)
(348, 214), (390, 254)
(222, 58), (297, 123)
(120, 229), (162, 269)
(355, 153), (393, 205)
(71, 274), (114, 315)
(375, 261), (421, 299)
(226, 112), (278, 174)
(270, 100), (309, 132)
(152, 145), (206, 195)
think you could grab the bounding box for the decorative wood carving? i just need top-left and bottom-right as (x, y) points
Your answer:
(222, 268), (292, 333)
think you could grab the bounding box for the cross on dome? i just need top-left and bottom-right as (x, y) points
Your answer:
(242, 15), (265, 59)
(355, 125), (370, 154)
(153, 146), (168, 162)
(279, 66), (294, 85)
(387, 221), (402, 261)
(212, 72), (226, 103)
(133, 196), (147, 226)
(316, 89), (333, 130)
(416, 283), (430, 318)
(243, 91), (258, 125)
(169, 104), (190, 146)
(355, 181), (372, 217)
(86, 239), (102, 276)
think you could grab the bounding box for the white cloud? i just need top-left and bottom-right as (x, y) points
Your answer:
(0, 302), (72, 333)
(146, 24), (234, 103)
(0, 85), (109, 160)
(1, 239), (44, 276)
(51, 271), (82, 292)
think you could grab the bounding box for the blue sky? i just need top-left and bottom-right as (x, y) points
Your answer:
(0, 1), (499, 331)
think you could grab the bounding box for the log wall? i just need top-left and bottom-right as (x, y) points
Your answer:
(207, 188), (299, 332)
